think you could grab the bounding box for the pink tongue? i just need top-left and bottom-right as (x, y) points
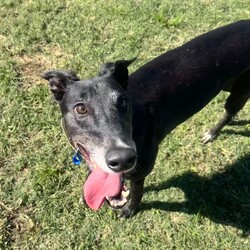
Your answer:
(84, 167), (122, 210)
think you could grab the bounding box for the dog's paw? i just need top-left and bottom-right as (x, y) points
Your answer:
(118, 207), (133, 219)
(79, 196), (86, 205)
(118, 202), (138, 219)
(202, 130), (216, 144)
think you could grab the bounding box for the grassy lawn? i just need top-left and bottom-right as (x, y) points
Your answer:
(0, 0), (249, 249)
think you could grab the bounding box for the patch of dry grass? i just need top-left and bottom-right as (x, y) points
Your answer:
(15, 45), (73, 88)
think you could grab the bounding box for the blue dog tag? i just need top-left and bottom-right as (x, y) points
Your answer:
(72, 150), (82, 165)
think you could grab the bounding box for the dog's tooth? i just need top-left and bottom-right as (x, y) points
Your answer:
(117, 199), (127, 206)
(106, 194), (129, 208)
(110, 200), (117, 207)
(115, 202), (121, 207)
(122, 190), (130, 198)
(119, 201), (125, 206)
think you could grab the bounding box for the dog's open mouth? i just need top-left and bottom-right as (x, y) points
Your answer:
(61, 120), (130, 210)
(77, 144), (129, 210)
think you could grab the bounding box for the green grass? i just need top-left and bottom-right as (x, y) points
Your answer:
(0, 0), (250, 249)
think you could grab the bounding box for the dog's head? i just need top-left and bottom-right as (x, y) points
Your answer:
(42, 59), (137, 210)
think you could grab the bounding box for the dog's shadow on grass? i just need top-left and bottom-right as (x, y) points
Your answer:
(142, 154), (250, 235)
(229, 119), (250, 126)
(221, 119), (250, 137)
(222, 129), (250, 138)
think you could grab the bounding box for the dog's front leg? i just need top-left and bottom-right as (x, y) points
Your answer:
(119, 178), (145, 218)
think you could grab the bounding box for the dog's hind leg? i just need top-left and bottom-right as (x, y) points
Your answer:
(202, 70), (250, 143)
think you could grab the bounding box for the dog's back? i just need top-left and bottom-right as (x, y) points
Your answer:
(128, 20), (250, 140)
(129, 20), (250, 102)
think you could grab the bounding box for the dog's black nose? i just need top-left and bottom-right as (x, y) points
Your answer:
(106, 147), (137, 172)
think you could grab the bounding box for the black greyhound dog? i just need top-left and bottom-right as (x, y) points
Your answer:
(42, 20), (250, 218)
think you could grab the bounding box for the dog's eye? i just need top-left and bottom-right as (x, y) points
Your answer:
(75, 104), (88, 115)
(117, 97), (128, 111)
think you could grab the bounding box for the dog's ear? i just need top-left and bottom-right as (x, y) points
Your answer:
(98, 58), (136, 89)
(42, 70), (80, 102)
